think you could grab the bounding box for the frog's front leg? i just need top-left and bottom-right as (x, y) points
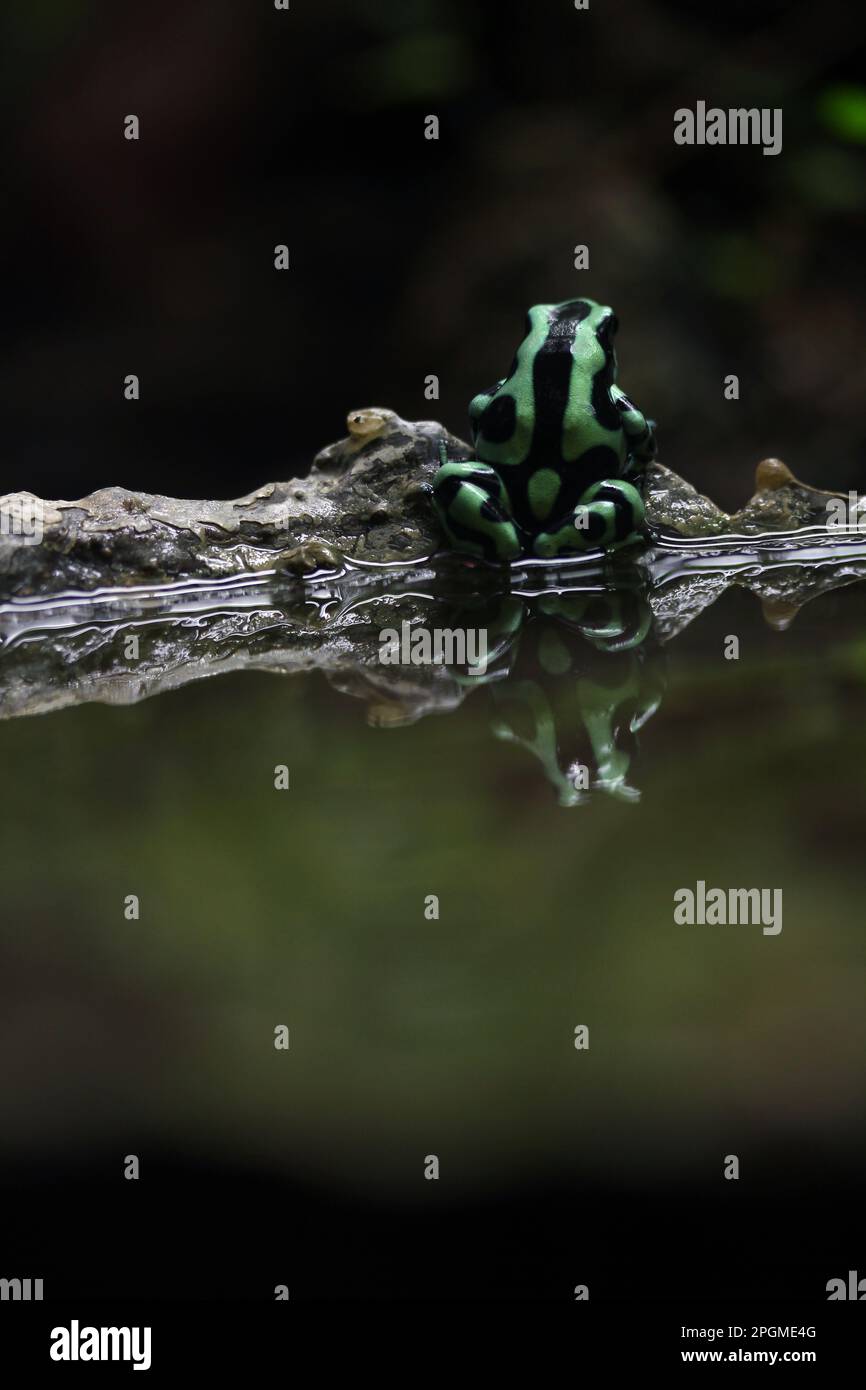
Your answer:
(533, 479), (645, 558)
(432, 451), (522, 562)
(611, 386), (656, 464)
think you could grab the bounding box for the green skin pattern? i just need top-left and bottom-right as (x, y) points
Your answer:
(453, 589), (663, 804)
(432, 298), (657, 561)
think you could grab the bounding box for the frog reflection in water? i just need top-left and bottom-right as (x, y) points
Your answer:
(450, 585), (664, 806)
(433, 298), (656, 561)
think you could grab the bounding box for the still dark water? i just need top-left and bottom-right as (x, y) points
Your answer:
(1, 561), (865, 1302)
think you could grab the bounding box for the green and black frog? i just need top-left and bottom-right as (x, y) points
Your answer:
(433, 298), (656, 562)
(448, 584), (664, 805)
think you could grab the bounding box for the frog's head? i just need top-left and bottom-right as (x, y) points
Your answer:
(590, 302), (619, 369)
(550, 298), (619, 366)
(468, 376), (508, 446)
(467, 299), (620, 467)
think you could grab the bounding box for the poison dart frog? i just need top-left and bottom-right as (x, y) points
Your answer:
(432, 298), (656, 561)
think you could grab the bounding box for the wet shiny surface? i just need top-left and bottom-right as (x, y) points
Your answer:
(2, 560), (865, 1207)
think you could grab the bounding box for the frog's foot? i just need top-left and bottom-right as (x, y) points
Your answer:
(533, 479), (645, 558)
(574, 591), (653, 653)
(432, 460), (522, 563)
(577, 673), (642, 803)
(490, 679), (585, 807)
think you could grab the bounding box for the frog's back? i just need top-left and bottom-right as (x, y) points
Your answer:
(527, 298), (621, 457)
(471, 299), (627, 529)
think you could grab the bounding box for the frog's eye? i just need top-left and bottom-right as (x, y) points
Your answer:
(346, 408), (388, 441)
(470, 381), (505, 426)
(597, 312), (619, 353)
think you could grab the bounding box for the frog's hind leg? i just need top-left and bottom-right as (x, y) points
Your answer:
(432, 460), (522, 562)
(533, 479), (645, 558)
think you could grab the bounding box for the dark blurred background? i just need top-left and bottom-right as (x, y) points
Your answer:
(2, 0), (865, 511)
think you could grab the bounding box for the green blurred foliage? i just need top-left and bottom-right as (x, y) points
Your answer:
(818, 83), (866, 143)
